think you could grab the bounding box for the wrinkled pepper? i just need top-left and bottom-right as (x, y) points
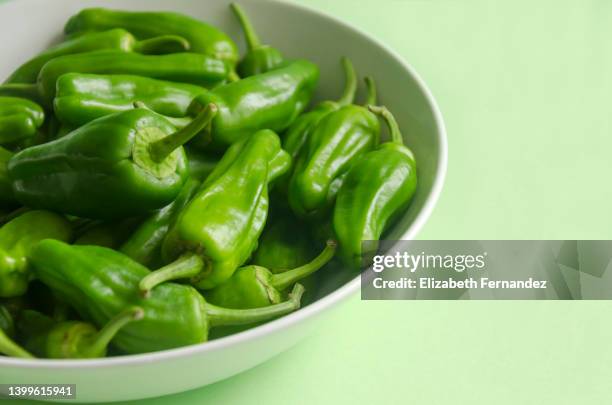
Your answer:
(8, 104), (217, 219)
(334, 106), (418, 268)
(54, 73), (208, 127)
(138, 130), (291, 292)
(30, 240), (304, 354)
(5, 29), (190, 84)
(0, 147), (16, 207)
(65, 8), (239, 67)
(231, 3), (284, 77)
(0, 210), (72, 298)
(289, 77), (380, 217)
(0, 97), (45, 145)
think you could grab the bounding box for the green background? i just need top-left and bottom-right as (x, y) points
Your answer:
(7, 0), (612, 403)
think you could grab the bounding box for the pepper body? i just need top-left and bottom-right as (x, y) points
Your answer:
(188, 60), (319, 148)
(54, 73), (207, 127)
(0, 97), (45, 145)
(0, 306), (33, 358)
(64, 8), (239, 66)
(334, 106), (418, 268)
(5, 29), (190, 84)
(74, 218), (142, 249)
(38, 51), (230, 105)
(0, 147), (16, 207)
(0, 210), (72, 298)
(186, 149), (220, 182)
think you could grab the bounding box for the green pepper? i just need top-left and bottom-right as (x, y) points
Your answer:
(5, 29), (190, 84)
(186, 149), (220, 182)
(30, 240), (304, 354)
(231, 3), (284, 77)
(289, 77), (380, 217)
(334, 106), (418, 268)
(0, 97), (45, 146)
(0, 210), (73, 298)
(187, 59), (319, 148)
(0, 306), (33, 358)
(8, 104), (217, 220)
(19, 307), (143, 359)
(54, 73), (208, 128)
(74, 218), (142, 249)
(64, 8), (239, 67)
(138, 129), (291, 292)
(205, 240), (335, 309)
(120, 179), (200, 267)
(0, 147), (17, 207)
(0, 305), (15, 338)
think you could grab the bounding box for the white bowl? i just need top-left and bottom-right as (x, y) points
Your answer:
(0, 0), (447, 402)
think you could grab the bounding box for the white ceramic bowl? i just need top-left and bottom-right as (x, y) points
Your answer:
(0, 0), (447, 402)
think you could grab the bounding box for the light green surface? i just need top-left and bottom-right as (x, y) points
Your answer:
(6, 0), (612, 403)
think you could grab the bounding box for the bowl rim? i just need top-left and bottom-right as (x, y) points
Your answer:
(0, 0), (448, 369)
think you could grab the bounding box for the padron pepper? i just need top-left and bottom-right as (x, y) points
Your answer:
(8, 104), (218, 219)
(0, 147), (16, 207)
(334, 106), (418, 268)
(54, 73), (208, 127)
(231, 3), (284, 77)
(5, 28), (190, 84)
(30, 240), (304, 354)
(19, 307), (143, 359)
(289, 77), (380, 217)
(64, 8), (239, 68)
(139, 129), (291, 292)
(0, 210), (72, 298)
(0, 97), (45, 146)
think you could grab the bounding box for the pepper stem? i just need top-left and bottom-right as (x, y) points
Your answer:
(364, 77), (378, 106)
(0, 84), (41, 104)
(134, 35), (191, 54)
(206, 283), (305, 327)
(147, 103), (218, 163)
(337, 58), (357, 106)
(368, 105), (404, 145)
(83, 307), (144, 358)
(231, 3), (261, 50)
(139, 253), (206, 297)
(271, 240), (337, 291)
(0, 329), (34, 359)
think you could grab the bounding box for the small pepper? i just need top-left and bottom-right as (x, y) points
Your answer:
(0, 210), (73, 298)
(30, 240), (304, 354)
(334, 106), (418, 268)
(64, 8), (239, 67)
(289, 77), (380, 217)
(140, 130), (291, 292)
(205, 240), (336, 309)
(8, 104), (217, 219)
(5, 29), (190, 84)
(0, 97), (45, 146)
(231, 3), (284, 77)
(0, 306), (33, 358)
(0, 147), (17, 207)
(54, 73), (208, 128)
(19, 307), (144, 359)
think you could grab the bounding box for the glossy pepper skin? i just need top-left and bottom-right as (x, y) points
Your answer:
(206, 240), (336, 309)
(8, 104), (217, 220)
(334, 106), (418, 269)
(30, 240), (304, 354)
(188, 60), (319, 148)
(0, 97), (45, 145)
(0, 210), (72, 298)
(0, 147), (16, 207)
(64, 8), (239, 67)
(231, 3), (284, 77)
(289, 78), (380, 217)
(19, 307), (143, 359)
(54, 73), (207, 127)
(140, 130), (291, 292)
(5, 29), (190, 84)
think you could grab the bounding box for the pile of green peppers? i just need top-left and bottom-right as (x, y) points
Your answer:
(0, 3), (418, 360)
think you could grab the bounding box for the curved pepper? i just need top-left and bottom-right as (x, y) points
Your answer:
(30, 240), (304, 354)
(187, 59), (319, 148)
(0, 210), (72, 298)
(8, 104), (217, 219)
(0, 97), (45, 146)
(289, 77), (380, 217)
(334, 106), (418, 268)
(138, 130), (291, 292)
(20, 307), (143, 359)
(205, 240), (336, 309)
(54, 73), (208, 127)
(231, 3), (284, 77)
(0, 147), (17, 208)
(5, 29), (190, 84)
(64, 8), (239, 67)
